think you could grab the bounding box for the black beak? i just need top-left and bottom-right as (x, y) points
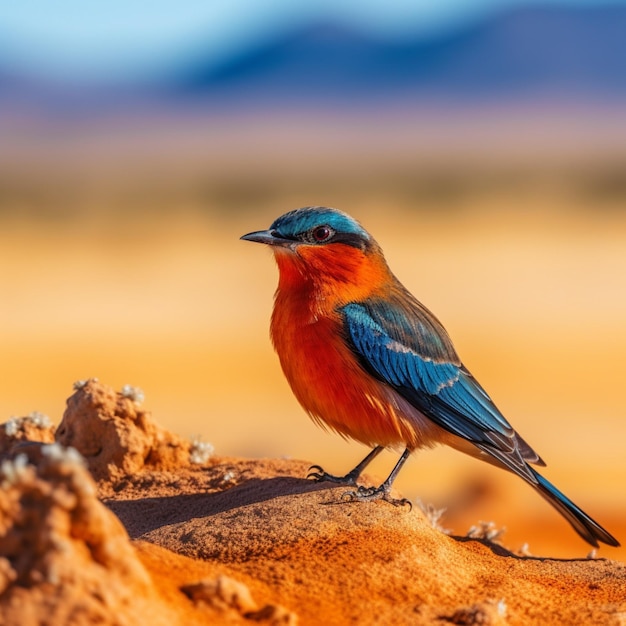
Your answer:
(240, 230), (292, 246)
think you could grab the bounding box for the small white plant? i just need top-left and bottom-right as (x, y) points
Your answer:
(73, 378), (98, 390)
(41, 443), (85, 466)
(3, 418), (19, 437)
(496, 598), (507, 618)
(189, 438), (214, 465)
(121, 384), (145, 404)
(0, 454), (29, 486)
(467, 520), (506, 543)
(3, 412), (51, 436)
(416, 499), (450, 534)
(222, 470), (236, 483)
(26, 411), (51, 428)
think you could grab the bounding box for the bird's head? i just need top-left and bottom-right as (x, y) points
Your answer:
(241, 206), (390, 299)
(241, 206), (371, 251)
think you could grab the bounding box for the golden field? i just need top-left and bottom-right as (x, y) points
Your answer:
(1, 147), (625, 559)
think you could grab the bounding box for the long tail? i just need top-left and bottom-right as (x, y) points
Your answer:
(532, 470), (619, 548)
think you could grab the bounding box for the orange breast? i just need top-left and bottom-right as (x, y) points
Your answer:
(269, 249), (420, 448)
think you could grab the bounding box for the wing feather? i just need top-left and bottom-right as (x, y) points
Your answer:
(341, 298), (540, 475)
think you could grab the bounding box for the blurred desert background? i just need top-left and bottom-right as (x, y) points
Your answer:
(1, 1), (625, 559)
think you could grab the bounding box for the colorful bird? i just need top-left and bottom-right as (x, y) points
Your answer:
(241, 206), (619, 548)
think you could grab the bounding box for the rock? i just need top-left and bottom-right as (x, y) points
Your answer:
(0, 413), (55, 458)
(55, 379), (192, 482)
(181, 574), (258, 613)
(0, 444), (177, 626)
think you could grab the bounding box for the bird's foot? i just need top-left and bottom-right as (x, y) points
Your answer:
(307, 464), (360, 486)
(342, 485), (412, 509)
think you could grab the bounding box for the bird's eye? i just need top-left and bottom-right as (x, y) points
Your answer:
(310, 225), (334, 243)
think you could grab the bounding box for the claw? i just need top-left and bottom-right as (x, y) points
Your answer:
(341, 490), (358, 502)
(306, 464), (359, 486)
(342, 485), (412, 509)
(393, 497), (413, 510)
(306, 465), (326, 481)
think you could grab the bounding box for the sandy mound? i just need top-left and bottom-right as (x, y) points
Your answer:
(109, 457), (626, 625)
(54, 380), (194, 482)
(0, 412), (56, 464)
(1, 380), (624, 625)
(0, 444), (176, 625)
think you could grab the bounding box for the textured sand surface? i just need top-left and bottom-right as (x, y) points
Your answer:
(1, 380), (624, 625)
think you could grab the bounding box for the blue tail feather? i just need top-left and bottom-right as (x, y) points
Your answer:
(533, 471), (619, 548)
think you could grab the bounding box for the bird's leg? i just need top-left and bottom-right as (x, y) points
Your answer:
(307, 446), (384, 485)
(343, 447), (412, 508)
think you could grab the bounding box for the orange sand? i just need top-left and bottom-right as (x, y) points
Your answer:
(1, 380), (624, 625)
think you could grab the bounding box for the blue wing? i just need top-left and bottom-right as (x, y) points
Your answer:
(341, 296), (620, 548)
(341, 298), (542, 475)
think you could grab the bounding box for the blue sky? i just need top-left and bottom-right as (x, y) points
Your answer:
(0, 0), (621, 82)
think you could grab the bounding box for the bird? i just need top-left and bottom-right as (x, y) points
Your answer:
(241, 206), (619, 548)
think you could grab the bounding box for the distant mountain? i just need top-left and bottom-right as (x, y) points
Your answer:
(172, 4), (626, 102)
(1, 3), (625, 121)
